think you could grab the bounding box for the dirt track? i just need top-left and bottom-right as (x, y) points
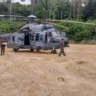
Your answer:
(0, 44), (96, 96)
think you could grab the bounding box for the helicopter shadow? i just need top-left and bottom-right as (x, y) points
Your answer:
(12, 50), (52, 55)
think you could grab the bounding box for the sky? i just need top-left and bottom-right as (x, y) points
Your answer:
(14, 0), (30, 5)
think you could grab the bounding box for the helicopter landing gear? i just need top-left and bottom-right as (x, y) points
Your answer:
(51, 48), (57, 54)
(13, 48), (18, 52)
(30, 49), (34, 52)
(36, 47), (41, 52)
(64, 42), (69, 47)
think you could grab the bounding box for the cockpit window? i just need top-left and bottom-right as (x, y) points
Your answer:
(52, 32), (59, 37)
(62, 32), (67, 37)
(59, 32), (67, 37)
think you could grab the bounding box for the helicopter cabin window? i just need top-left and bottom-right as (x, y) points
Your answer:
(36, 33), (40, 41)
(18, 37), (23, 41)
(40, 34), (43, 41)
(31, 34), (34, 40)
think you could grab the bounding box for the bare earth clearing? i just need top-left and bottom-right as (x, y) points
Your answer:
(0, 44), (96, 96)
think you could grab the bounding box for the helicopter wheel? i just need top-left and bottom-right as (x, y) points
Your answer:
(36, 47), (41, 52)
(51, 49), (57, 54)
(30, 49), (34, 52)
(13, 48), (18, 52)
(64, 42), (69, 47)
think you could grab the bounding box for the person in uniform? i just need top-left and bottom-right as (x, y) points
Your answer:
(0, 41), (6, 55)
(59, 39), (66, 56)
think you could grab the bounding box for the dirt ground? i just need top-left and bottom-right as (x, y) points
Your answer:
(0, 44), (96, 96)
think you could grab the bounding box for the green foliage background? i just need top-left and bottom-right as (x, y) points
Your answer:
(0, 20), (24, 34)
(53, 22), (96, 43)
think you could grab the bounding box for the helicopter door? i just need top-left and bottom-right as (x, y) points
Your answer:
(45, 32), (52, 49)
(30, 34), (35, 47)
(24, 33), (30, 45)
(45, 33), (47, 43)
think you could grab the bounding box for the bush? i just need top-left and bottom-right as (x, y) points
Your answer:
(54, 22), (96, 43)
(0, 20), (24, 34)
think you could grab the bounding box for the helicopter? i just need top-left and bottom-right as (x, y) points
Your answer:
(7, 23), (69, 52)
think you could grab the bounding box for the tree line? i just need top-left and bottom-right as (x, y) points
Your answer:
(0, 0), (96, 21)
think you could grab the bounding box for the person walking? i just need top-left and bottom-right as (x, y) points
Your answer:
(0, 41), (6, 55)
(59, 39), (66, 56)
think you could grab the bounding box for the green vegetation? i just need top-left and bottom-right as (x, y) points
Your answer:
(54, 22), (96, 43)
(0, 20), (25, 34)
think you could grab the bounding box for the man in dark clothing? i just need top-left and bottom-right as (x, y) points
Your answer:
(59, 39), (66, 56)
(0, 41), (6, 55)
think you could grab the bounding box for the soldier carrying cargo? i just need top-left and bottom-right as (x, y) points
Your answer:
(0, 40), (6, 55)
(59, 39), (66, 56)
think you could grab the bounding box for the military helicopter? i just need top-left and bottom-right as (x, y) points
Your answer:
(7, 23), (69, 52)
(0, 15), (69, 52)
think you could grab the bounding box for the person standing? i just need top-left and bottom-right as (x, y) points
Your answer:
(59, 39), (66, 56)
(0, 41), (6, 55)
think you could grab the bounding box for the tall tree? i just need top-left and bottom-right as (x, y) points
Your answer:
(21, 0), (37, 14)
(83, 0), (96, 21)
(54, 0), (70, 19)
